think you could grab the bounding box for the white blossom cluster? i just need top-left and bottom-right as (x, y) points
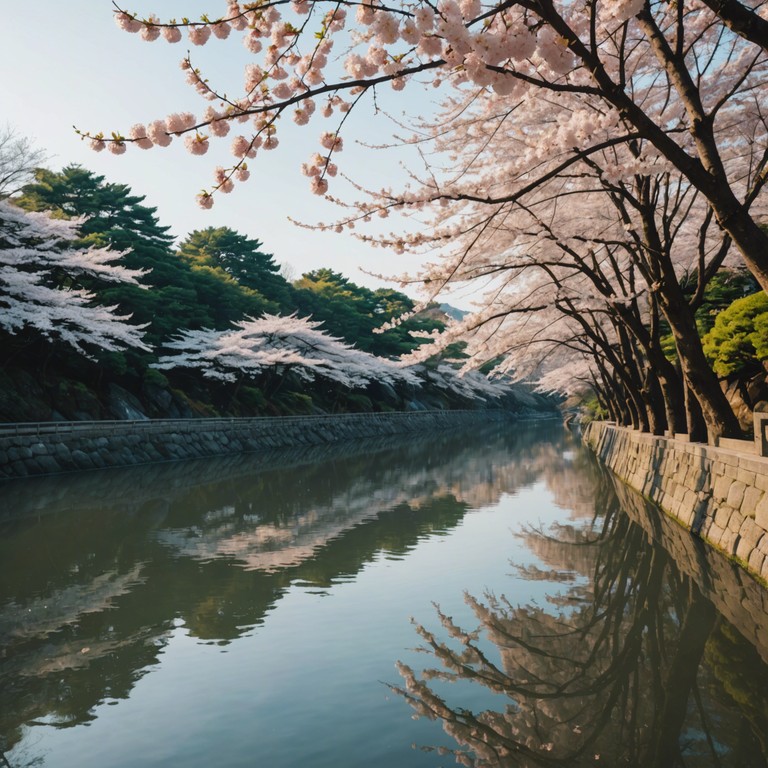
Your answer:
(0, 201), (149, 355)
(154, 313), (423, 387)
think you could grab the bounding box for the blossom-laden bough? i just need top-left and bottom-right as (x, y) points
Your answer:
(85, 0), (768, 439)
(0, 201), (149, 356)
(153, 312), (422, 388)
(86, 0), (768, 290)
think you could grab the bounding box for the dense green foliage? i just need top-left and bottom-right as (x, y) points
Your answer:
(680, 269), (761, 335)
(177, 226), (294, 313)
(702, 291), (768, 376)
(293, 268), (444, 357)
(15, 167), (281, 346)
(1, 165), (497, 420)
(16, 170), (444, 358)
(660, 268), (762, 363)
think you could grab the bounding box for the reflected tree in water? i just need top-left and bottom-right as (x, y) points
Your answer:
(395, 476), (768, 767)
(0, 424), (554, 757)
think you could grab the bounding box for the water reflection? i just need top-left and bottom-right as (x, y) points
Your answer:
(395, 463), (768, 766)
(2, 424), (767, 768)
(0, 422), (558, 757)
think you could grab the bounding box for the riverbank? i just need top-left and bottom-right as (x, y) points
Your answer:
(584, 420), (768, 584)
(0, 409), (541, 480)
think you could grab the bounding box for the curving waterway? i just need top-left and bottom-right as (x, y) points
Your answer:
(1, 422), (767, 767)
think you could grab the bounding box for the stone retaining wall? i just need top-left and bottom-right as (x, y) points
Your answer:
(0, 410), (523, 480)
(584, 421), (768, 584)
(607, 474), (768, 663)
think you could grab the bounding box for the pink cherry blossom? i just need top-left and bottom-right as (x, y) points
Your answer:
(185, 133), (210, 154)
(188, 25), (212, 46)
(319, 132), (343, 151)
(414, 7), (435, 31)
(162, 26), (183, 43)
(244, 31), (263, 54)
(129, 123), (154, 149)
(310, 176), (329, 195)
(147, 119), (173, 147)
(140, 18), (162, 42)
(212, 21), (232, 39)
(166, 112), (196, 134)
(231, 135), (251, 157)
(115, 11), (142, 33)
(210, 118), (231, 137)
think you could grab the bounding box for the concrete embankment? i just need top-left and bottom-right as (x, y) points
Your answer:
(0, 409), (528, 480)
(584, 420), (768, 584)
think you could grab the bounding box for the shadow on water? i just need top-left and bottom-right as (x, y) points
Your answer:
(0, 421), (561, 758)
(394, 458), (768, 768)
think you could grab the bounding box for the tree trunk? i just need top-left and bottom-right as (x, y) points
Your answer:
(641, 364), (667, 435)
(684, 381), (708, 443)
(647, 587), (717, 767)
(656, 365), (687, 435)
(662, 300), (742, 441)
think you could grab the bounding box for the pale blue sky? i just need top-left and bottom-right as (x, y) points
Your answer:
(4, 1), (461, 300)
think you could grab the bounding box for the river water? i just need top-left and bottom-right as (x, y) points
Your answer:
(1, 422), (767, 767)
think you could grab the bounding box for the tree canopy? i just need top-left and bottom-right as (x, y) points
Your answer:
(703, 292), (768, 376)
(16, 168), (282, 344)
(294, 268), (444, 356)
(178, 226), (295, 311)
(76, 0), (768, 439)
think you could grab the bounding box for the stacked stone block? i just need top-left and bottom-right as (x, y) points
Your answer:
(609, 476), (768, 663)
(584, 421), (768, 584)
(0, 410), (525, 480)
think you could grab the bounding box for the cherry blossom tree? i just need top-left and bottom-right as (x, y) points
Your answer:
(83, 0), (768, 438)
(86, 0), (768, 292)
(154, 313), (422, 392)
(0, 201), (149, 356)
(412, 361), (520, 403)
(399, 140), (746, 441)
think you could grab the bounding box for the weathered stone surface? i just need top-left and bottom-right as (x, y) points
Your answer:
(585, 421), (768, 584)
(726, 480), (747, 510)
(756, 493), (768, 530)
(742, 486), (763, 518)
(0, 411), (530, 483)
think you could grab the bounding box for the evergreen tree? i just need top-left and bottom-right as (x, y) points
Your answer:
(702, 292), (768, 376)
(16, 167), (277, 345)
(177, 227), (294, 311)
(293, 269), (443, 357)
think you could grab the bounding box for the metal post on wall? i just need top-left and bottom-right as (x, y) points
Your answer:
(755, 411), (768, 457)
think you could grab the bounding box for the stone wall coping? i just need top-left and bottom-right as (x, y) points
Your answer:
(594, 422), (768, 468)
(0, 409), (505, 439)
(718, 437), (757, 454)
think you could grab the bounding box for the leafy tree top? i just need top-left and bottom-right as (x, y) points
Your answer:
(702, 292), (768, 376)
(294, 268), (444, 356)
(17, 165), (173, 250)
(177, 226), (294, 310)
(15, 168), (282, 343)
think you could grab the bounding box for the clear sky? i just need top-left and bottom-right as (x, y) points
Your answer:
(4, 1), (457, 300)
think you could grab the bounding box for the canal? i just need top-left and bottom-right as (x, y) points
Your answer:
(1, 422), (767, 767)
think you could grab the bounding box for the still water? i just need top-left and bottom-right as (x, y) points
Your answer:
(1, 423), (767, 767)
